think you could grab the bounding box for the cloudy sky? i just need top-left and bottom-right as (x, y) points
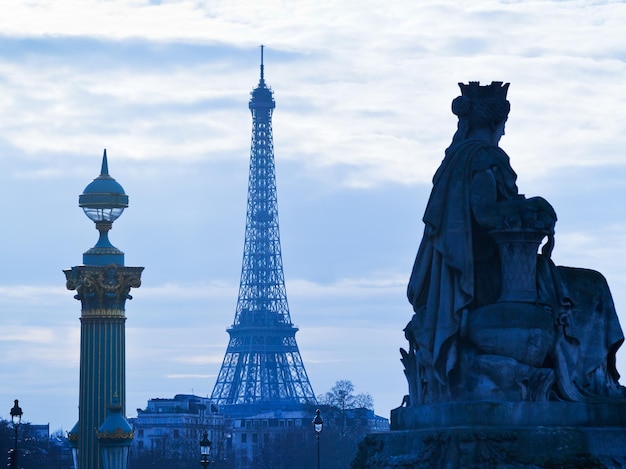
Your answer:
(1, 0), (625, 432)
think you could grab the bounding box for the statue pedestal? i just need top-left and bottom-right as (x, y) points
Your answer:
(352, 402), (626, 468)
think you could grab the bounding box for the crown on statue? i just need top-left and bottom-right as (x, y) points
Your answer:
(458, 81), (510, 101)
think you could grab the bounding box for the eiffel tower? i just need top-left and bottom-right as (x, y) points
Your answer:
(210, 47), (316, 411)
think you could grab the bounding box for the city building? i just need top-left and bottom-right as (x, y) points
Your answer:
(131, 395), (226, 464)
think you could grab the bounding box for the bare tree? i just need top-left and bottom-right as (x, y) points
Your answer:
(317, 380), (374, 411)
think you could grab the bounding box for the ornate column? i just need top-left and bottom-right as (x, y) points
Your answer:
(64, 150), (143, 469)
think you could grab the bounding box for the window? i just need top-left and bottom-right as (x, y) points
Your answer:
(241, 433), (247, 444)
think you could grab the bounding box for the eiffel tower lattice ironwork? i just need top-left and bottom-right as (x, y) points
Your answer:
(210, 48), (316, 408)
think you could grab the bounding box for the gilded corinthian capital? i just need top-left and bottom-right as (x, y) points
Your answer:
(64, 264), (144, 315)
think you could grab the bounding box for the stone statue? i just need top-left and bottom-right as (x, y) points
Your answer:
(353, 82), (626, 468)
(403, 81), (625, 405)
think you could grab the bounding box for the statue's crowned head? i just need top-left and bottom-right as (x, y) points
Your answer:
(451, 81), (511, 141)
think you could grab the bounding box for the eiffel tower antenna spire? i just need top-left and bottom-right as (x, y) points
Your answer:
(260, 44), (265, 84)
(210, 48), (316, 410)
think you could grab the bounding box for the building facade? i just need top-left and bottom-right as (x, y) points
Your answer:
(131, 395), (226, 465)
(131, 401), (389, 469)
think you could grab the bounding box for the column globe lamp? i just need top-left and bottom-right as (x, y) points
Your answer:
(79, 149), (128, 266)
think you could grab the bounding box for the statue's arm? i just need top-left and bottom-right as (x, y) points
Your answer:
(471, 168), (556, 232)
(470, 168), (511, 229)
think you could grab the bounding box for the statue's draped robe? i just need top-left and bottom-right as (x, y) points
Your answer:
(407, 138), (624, 401)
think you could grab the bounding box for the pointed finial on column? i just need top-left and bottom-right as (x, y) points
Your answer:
(100, 149), (109, 177)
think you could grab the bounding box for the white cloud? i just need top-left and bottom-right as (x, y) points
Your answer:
(0, 327), (55, 344)
(0, 285), (68, 300)
(1, 1), (625, 186)
(288, 274), (406, 298)
(138, 281), (237, 299)
(166, 374), (215, 379)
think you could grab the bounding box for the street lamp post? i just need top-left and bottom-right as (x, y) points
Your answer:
(313, 409), (323, 469)
(200, 431), (212, 468)
(10, 400), (23, 469)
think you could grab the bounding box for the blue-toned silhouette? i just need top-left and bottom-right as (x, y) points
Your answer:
(403, 81), (625, 405)
(210, 48), (316, 410)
